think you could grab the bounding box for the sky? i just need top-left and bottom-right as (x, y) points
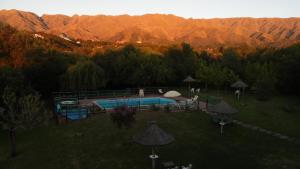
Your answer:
(0, 0), (299, 18)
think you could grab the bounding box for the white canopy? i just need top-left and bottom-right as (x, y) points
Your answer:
(164, 91), (181, 98)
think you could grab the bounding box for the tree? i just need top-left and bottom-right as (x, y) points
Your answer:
(221, 48), (243, 76)
(196, 60), (214, 90)
(0, 66), (24, 103)
(164, 43), (196, 84)
(245, 62), (261, 86)
(222, 67), (239, 91)
(211, 63), (226, 91)
(276, 45), (300, 94)
(0, 87), (49, 157)
(94, 45), (142, 87)
(253, 63), (277, 101)
(62, 60), (106, 91)
(23, 49), (75, 96)
(131, 54), (171, 86)
(198, 50), (215, 64)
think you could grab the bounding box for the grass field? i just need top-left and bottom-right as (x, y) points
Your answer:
(0, 92), (300, 169)
(194, 90), (300, 138)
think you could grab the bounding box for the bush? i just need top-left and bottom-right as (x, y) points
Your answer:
(164, 104), (172, 112)
(150, 104), (160, 111)
(110, 105), (136, 129)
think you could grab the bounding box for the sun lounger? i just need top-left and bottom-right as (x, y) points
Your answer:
(187, 95), (198, 103)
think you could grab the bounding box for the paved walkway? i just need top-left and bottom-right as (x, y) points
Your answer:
(231, 119), (300, 144)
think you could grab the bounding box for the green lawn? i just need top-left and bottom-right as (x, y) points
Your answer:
(0, 107), (300, 169)
(190, 90), (300, 139)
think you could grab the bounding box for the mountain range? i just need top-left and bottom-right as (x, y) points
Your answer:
(1, 9), (300, 49)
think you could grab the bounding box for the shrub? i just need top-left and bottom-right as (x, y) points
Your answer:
(110, 105), (136, 129)
(164, 104), (172, 112)
(150, 104), (160, 111)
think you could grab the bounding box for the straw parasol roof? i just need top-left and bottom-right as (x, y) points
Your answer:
(164, 91), (181, 98)
(183, 76), (197, 83)
(207, 101), (238, 114)
(231, 80), (248, 89)
(133, 121), (174, 146)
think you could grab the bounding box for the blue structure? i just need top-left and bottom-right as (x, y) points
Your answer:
(56, 103), (89, 120)
(94, 97), (176, 110)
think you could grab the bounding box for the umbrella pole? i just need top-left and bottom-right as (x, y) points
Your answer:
(188, 83), (191, 98)
(151, 147), (156, 169)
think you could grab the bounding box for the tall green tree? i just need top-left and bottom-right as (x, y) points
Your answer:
(221, 48), (243, 76)
(196, 60), (214, 89)
(0, 87), (49, 157)
(245, 62), (261, 86)
(131, 54), (171, 86)
(23, 49), (75, 96)
(0, 66), (24, 104)
(62, 60), (106, 91)
(94, 45), (143, 87)
(253, 63), (277, 101)
(164, 43), (196, 84)
(276, 45), (300, 94)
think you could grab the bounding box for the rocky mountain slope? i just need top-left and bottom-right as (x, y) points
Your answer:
(1, 9), (300, 48)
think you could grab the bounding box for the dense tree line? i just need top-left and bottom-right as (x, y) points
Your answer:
(1, 43), (300, 97)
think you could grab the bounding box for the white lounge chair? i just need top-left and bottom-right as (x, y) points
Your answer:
(190, 88), (195, 94)
(188, 95), (198, 102)
(196, 88), (200, 93)
(186, 95), (198, 107)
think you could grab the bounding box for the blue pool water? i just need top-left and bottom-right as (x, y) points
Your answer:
(95, 97), (176, 109)
(56, 105), (89, 120)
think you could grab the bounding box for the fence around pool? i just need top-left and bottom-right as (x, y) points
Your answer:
(53, 87), (171, 99)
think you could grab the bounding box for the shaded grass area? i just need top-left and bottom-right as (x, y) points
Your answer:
(0, 110), (299, 169)
(195, 90), (300, 139)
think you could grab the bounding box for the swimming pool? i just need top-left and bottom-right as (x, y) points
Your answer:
(56, 104), (89, 120)
(59, 108), (89, 120)
(94, 97), (177, 109)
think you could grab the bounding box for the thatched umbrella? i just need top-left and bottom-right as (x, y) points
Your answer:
(183, 76), (197, 97)
(207, 101), (238, 115)
(231, 80), (248, 100)
(183, 76), (197, 83)
(133, 121), (174, 169)
(231, 80), (248, 89)
(207, 101), (238, 135)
